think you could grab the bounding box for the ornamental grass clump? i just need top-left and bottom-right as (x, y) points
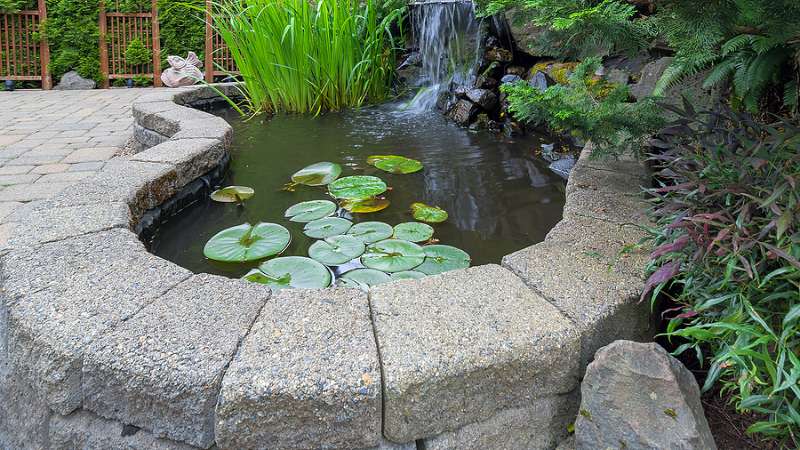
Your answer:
(644, 99), (800, 444)
(212, 0), (403, 114)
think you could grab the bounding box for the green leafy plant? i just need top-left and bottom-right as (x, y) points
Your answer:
(124, 38), (152, 67)
(502, 57), (665, 154)
(644, 101), (800, 444)
(210, 0), (404, 113)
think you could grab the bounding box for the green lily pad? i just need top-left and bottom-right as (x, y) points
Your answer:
(291, 161), (342, 186)
(328, 175), (387, 200)
(210, 186), (255, 203)
(367, 155), (423, 174)
(339, 268), (392, 288)
(285, 200), (337, 223)
(347, 221), (394, 244)
(340, 197), (391, 213)
(415, 245), (471, 275)
(303, 217), (353, 239)
(390, 270), (427, 281)
(410, 202), (448, 223)
(308, 235), (366, 266)
(393, 222), (434, 243)
(254, 256), (332, 290)
(203, 222), (290, 262)
(362, 239), (425, 272)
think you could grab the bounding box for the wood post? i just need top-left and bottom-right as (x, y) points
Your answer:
(151, 0), (161, 87)
(204, 0), (213, 82)
(98, 1), (109, 88)
(37, 0), (51, 89)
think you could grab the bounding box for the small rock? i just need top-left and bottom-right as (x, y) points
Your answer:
(505, 65), (527, 76)
(54, 71), (96, 90)
(453, 85), (469, 99)
(475, 75), (498, 90)
(436, 91), (456, 113)
(398, 52), (421, 69)
(606, 68), (630, 85)
(528, 71), (554, 92)
(447, 100), (479, 126)
(575, 340), (717, 450)
(548, 156), (576, 179)
(466, 89), (498, 111)
(500, 74), (522, 85)
(485, 47), (513, 63)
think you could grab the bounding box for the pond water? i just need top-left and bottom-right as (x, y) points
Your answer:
(149, 104), (566, 278)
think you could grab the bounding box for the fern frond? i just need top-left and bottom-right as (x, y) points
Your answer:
(702, 58), (736, 88)
(722, 34), (754, 57)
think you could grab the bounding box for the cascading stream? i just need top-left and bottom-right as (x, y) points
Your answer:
(406, 1), (483, 112)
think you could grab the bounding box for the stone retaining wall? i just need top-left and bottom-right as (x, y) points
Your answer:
(0, 84), (654, 449)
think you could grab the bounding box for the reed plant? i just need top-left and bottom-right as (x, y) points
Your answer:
(212, 0), (403, 114)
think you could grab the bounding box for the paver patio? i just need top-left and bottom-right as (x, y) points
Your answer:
(0, 88), (169, 219)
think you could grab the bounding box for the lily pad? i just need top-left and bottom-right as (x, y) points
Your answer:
(328, 175), (387, 200)
(390, 270), (427, 281)
(340, 197), (391, 213)
(410, 202), (448, 223)
(308, 235), (366, 266)
(415, 245), (471, 275)
(362, 239), (425, 272)
(291, 161), (342, 186)
(285, 200), (337, 223)
(367, 155), (423, 174)
(340, 268), (392, 288)
(203, 222), (290, 262)
(303, 217), (353, 239)
(254, 256), (332, 290)
(393, 222), (434, 243)
(210, 186), (255, 203)
(347, 221), (394, 244)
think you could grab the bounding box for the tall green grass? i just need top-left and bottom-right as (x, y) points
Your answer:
(212, 0), (403, 114)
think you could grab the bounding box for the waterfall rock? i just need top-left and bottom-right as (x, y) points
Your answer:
(55, 71), (96, 90)
(501, 74), (522, 84)
(485, 47), (513, 63)
(504, 9), (548, 55)
(447, 100), (479, 126)
(575, 340), (717, 450)
(505, 66), (527, 76)
(466, 89), (498, 111)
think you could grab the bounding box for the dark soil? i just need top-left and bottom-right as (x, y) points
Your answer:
(701, 389), (783, 450)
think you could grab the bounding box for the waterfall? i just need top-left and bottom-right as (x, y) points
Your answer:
(406, 1), (483, 112)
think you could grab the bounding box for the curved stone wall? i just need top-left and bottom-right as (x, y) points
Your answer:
(0, 85), (654, 450)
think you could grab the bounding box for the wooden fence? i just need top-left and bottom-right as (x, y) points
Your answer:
(1, 0), (233, 89)
(0, 0), (51, 89)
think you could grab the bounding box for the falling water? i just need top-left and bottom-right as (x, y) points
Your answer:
(406, 1), (483, 111)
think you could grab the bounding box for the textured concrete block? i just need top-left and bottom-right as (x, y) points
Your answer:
(423, 391), (578, 450)
(0, 366), (52, 450)
(370, 264), (580, 442)
(132, 138), (226, 186)
(216, 288), (382, 450)
(134, 123), (170, 149)
(49, 410), (198, 450)
(82, 274), (270, 448)
(503, 241), (654, 367)
(3, 229), (191, 414)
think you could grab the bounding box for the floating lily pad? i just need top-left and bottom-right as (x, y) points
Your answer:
(242, 269), (272, 284)
(328, 175), (387, 200)
(415, 245), (471, 275)
(340, 197), (391, 213)
(393, 222), (434, 243)
(340, 268), (392, 288)
(210, 186), (255, 203)
(254, 256), (332, 290)
(308, 235), (366, 266)
(362, 239), (425, 272)
(203, 222), (290, 262)
(284, 200), (337, 223)
(347, 221), (394, 244)
(303, 217), (353, 239)
(390, 270), (427, 281)
(291, 161), (342, 186)
(367, 155), (423, 174)
(410, 202), (448, 223)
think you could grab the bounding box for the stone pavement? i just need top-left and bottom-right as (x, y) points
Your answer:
(0, 88), (169, 221)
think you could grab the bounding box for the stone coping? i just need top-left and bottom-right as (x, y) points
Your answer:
(0, 84), (654, 450)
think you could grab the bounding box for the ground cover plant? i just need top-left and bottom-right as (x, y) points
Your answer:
(211, 0), (404, 114)
(643, 101), (800, 445)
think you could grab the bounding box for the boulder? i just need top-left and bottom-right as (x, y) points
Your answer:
(447, 99), (479, 126)
(466, 88), (498, 111)
(631, 56), (722, 111)
(575, 340), (717, 450)
(504, 9), (548, 55)
(55, 71), (96, 90)
(630, 57), (673, 100)
(500, 74), (522, 85)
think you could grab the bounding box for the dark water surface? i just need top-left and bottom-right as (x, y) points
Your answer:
(150, 104), (566, 278)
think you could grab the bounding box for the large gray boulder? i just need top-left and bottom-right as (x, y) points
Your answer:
(55, 70), (96, 90)
(575, 340), (717, 450)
